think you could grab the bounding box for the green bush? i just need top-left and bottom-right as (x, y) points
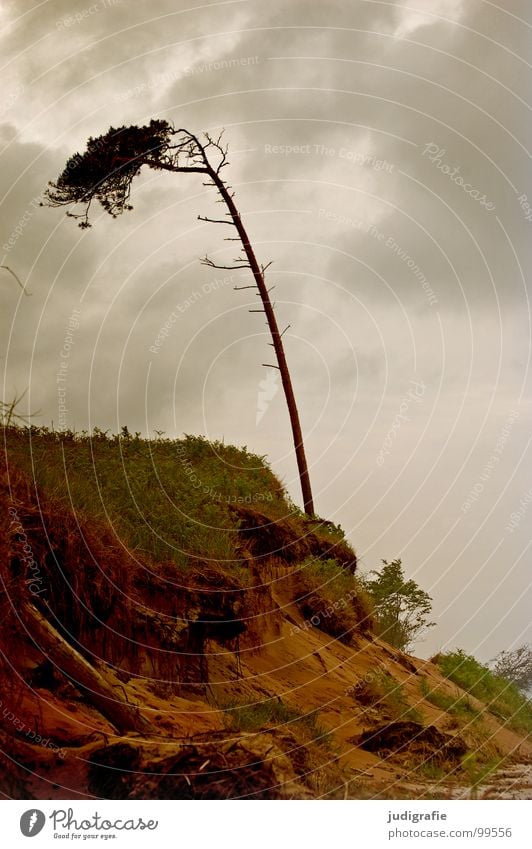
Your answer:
(435, 650), (532, 734)
(359, 559), (435, 652)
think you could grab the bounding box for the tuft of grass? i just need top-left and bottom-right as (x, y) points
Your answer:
(217, 696), (331, 745)
(461, 753), (505, 798)
(435, 650), (532, 735)
(215, 694), (347, 796)
(352, 671), (423, 723)
(287, 505), (348, 548)
(418, 761), (446, 781)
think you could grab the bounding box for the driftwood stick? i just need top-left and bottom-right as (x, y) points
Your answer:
(21, 603), (150, 736)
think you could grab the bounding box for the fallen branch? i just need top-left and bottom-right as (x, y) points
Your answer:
(21, 603), (150, 736)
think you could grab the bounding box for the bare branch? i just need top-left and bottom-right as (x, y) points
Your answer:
(200, 255), (251, 270)
(197, 214), (235, 226)
(0, 389), (38, 426)
(0, 266), (32, 296)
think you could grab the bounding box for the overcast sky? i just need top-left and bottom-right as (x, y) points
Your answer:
(1, 0), (531, 661)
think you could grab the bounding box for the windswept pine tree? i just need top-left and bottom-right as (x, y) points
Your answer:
(44, 121), (315, 515)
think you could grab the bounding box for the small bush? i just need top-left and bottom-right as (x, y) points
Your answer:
(359, 559), (435, 652)
(351, 671), (423, 722)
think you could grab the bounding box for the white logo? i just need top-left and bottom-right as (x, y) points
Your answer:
(256, 368), (279, 425)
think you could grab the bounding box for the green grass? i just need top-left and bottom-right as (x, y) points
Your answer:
(352, 670), (424, 723)
(461, 753), (505, 797)
(4, 426), (356, 583)
(288, 509), (347, 548)
(214, 695), (346, 796)
(216, 696), (331, 744)
(419, 677), (480, 720)
(377, 672), (424, 723)
(435, 650), (532, 734)
(3, 426), (290, 571)
(417, 761), (446, 781)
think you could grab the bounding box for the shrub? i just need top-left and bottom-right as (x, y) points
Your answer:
(350, 671), (423, 722)
(435, 650), (532, 734)
(359, 559), (435, 652)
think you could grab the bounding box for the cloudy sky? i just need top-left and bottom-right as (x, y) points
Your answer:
(1, 0), (530, 660)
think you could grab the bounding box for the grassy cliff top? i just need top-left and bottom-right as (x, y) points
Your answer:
(2, 426), (348, 573)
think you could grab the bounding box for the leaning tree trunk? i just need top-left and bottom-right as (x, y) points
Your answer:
(42, 121), (316, 516)
(208, 170), (315, 516)
(21, 603), (150, 735)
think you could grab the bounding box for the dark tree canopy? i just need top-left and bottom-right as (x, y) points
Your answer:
(43, 120), (206, 227)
